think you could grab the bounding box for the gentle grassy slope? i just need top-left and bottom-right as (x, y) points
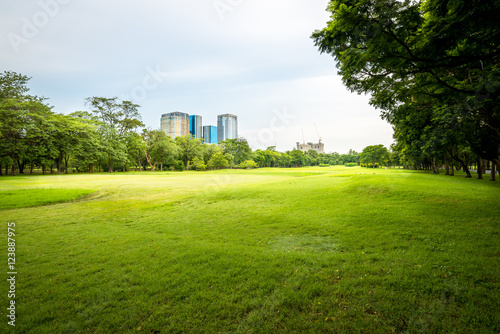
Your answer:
(1, 167), (499, 333)
(0, 189), (95, 210)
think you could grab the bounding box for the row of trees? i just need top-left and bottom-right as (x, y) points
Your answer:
(312, 0), (500, 179)
(0, 71), (376, 175)
(2, 70), (494, 177)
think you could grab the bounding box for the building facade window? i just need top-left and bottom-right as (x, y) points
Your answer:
(217, 114), (238, 143)
(190, 115), (203, 139)
(161, 112), (190, 139)
(203, 125), (218, 144)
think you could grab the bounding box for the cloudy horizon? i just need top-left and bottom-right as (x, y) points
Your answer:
(1, 0), (395, 154)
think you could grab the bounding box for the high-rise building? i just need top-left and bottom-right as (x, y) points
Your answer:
(190, 115), (202, 139)
(296, 142), (325, 153)
(161, 112), (190, 139)
(217, 114), (238, 143)
(203, 125), (218, 144)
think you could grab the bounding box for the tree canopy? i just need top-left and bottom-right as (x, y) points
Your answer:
(312, 0), (500, 173)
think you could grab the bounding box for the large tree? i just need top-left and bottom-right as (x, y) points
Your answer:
(175, 135), (204, 170)
(218, 138), (252, 165)
(0, 71), (53, 175)
(143, 129), (178, 172)
(85, 97), (143, 172)
(312, 0), (500, 171)
(360, 144), (390, 168)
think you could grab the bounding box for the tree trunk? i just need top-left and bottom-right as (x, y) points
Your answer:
(11, 164), (15, 176)
(64, 155), (70, 174)
(30, 160), (34, 174)
(160, 162), (163, 172)
(449, 163), (454, 176)
(17, 159), (25, 174)
(42, 164), (46, 175)
(5, 164), (8, 175)
(138, 157), (142, 172)
(490, 162), (496, 182)
(58, 153), (62, 174)
(431, 158), (439, 174)
(476, 157), (483, 179)
(0, 164), (2, 176)
(123, 164), (126, 173)
(493, 159), (500, 175)
(108, 158), (113, 173)
(462, 163), (472, 178)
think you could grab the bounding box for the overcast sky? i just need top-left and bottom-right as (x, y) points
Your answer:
(1, 0), (394, 153)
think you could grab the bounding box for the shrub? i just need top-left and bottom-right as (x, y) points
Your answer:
(345, 163), (357, 167)
(363, 162), (380, 168)
(237, 160), (259, 169)
(190, 157), (207, 171)
(319, 164), (330, 167)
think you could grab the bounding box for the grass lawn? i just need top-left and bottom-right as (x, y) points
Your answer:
(1, 167), (499, 333)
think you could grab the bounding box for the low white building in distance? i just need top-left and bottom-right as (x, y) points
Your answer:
(296, 142), (325, 154)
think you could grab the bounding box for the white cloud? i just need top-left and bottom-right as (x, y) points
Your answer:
(1, 0), (394, 154)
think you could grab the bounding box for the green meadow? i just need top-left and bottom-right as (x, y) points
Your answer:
(1, 167), (499, 333)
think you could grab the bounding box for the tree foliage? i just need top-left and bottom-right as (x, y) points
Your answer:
(360, 144), (390, 168)
(312, 0), (500, 172)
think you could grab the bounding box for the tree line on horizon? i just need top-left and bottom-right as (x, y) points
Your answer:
(0, 70), (382, 175)
(0, 69), (496, 179)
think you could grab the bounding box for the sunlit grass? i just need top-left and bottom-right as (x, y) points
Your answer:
(1, 167), (499, 333)
(0, 188), (95, 210)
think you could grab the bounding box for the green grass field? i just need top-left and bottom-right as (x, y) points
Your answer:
(1, 167), (499, 333)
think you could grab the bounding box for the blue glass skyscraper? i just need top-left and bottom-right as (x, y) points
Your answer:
(189, 115), (202, 139)
(203, 126), (218, 144)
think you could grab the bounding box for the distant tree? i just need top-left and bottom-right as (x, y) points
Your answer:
(143, 129), (164, 172)
(225, 153), (235, 169)
(278, 153), (292, 168)
(175, 135), (204, 170)
(124, 132), (146, 172)
(190, 156), (207, 171)
(85, 97), (143, 173)
(328, 152), (341, 165)
(208, 151), (228, 169)
(389, 144), (401, 168)
(288, 149), (305, 167)
(360, 145), (390, 168)
(69, 111), (104, 173)
(219, 139), (252, 165)
(201, 144), (222, 165)
(156, 134), (178, 171)
(142, 129), (178, 172)
(237, 160), (259, 169)
(253, 150), (266, 167)
(306, 149), (319, 166)
(0, 71), (53, 175)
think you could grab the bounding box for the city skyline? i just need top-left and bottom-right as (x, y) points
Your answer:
(161, 112), (239, 146)
(1, 0), (395, 154)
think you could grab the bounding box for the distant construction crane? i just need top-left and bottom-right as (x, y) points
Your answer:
(314, 124), (322, 154)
